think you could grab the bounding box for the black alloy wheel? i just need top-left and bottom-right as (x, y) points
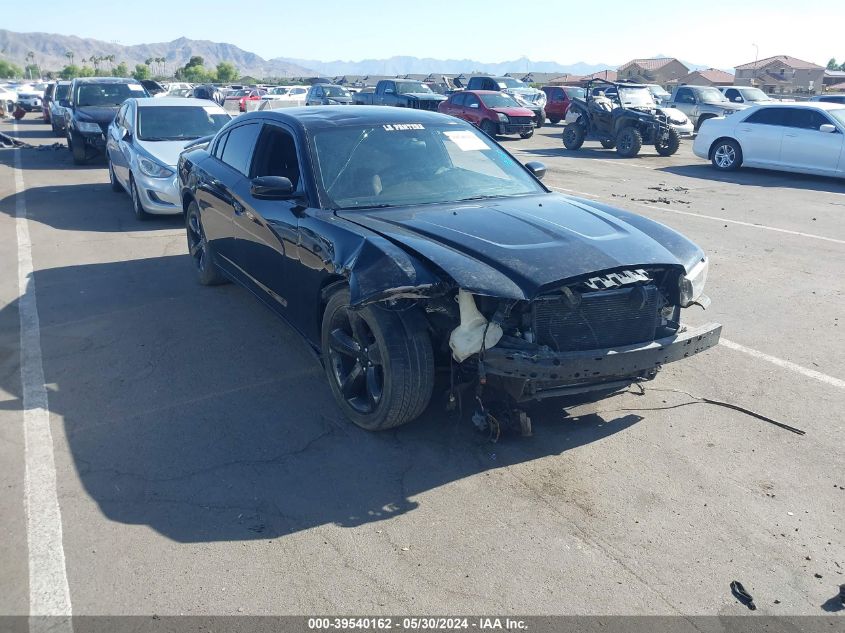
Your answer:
(326, 306), (385, 417)
(186, 201), (227, 285)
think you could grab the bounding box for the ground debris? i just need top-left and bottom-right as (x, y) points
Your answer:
(631, 196), (691, 205)
(730, 580), (756, 610)
(648, 184), (690, 193)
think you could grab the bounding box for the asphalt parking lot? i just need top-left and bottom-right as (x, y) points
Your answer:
(1, 114), (843, 619)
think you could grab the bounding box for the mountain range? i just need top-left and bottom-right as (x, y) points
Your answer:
(0, 29), (713, 79)
(273, 55), (613, 77)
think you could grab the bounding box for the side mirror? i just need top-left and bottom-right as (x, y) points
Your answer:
(820, 124), (836, 133)
(59, 99), (70, 108)
(251, 175), (294, 199)
(525, 161), (546, 180)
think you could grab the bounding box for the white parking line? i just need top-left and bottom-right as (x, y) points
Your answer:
(550, 187), (845, 246)
(720, 338), (845, 390)
(13, 133), (74, 628)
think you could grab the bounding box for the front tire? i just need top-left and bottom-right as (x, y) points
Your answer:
(70, 132), (88, 165)
(321, 289), (434, 431)
(129, 176), (149, 220)
(655, 128), (680, 156)
(185, 201), (228, 286)
(562, 124), (585, 150)
(108, 159), (123, 192)
(711, 139), (742, 171)
(616, 127), (643, 157)
(480, 119), (497, 138)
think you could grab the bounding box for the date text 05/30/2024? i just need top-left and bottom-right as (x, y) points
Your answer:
(307, 617), (529, 630)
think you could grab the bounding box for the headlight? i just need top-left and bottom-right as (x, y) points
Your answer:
(679, 257), (709, 307)
(497, 112), (509, 123)
(76, 121), (101, 133)
(138, 157), (174, 179)
(534, 92), (547, 107)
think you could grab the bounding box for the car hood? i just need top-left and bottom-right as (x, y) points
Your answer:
(135, 139), (195, 168)
(493, 106), (536, 117)
(75, 106), (119, 124)
(658, 107), (689, 120)
(338, 193), (703, 300)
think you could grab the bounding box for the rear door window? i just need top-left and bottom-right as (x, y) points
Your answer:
(744, 108), (789, 126)
(786, 109), (833, 130)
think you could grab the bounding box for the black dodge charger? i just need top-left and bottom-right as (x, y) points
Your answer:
(178, 106), (721, 431)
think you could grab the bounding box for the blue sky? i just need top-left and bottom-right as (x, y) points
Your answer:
(6, 0), (841, 69)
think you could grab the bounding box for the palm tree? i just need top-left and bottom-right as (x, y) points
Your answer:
(65, 51), (74, 66)
(157, 57), (165, 76)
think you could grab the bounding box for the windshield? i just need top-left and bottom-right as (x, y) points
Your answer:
(647, 85), (670, 97)
(564, 87), (586, 99)
(137, 106), (230, 141)
(270, 87), (289, 95)
(313, 123), (544, 209)
(698, 87), (730, 104)
(395, 82), (432, 94)
(739, 88), (771, 102)
(478, 93), (521, 108)
(827, 108), (845, 127)
(323, 85), (351, 97)
(75, 83), (147, 107)
(497, 77), (524, 89)
(617, 87), (656, 107)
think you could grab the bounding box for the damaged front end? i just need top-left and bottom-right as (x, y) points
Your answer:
(428, 264), (721, 403)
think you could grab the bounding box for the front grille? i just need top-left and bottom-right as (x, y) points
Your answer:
(509, 116), (533, 126)
(413, 100), (441, 111)
(532, 285), (660, 352)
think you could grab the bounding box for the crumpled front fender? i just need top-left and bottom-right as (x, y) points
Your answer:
(345, 236), (447, 307)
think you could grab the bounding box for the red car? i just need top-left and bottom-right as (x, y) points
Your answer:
(224, 88), (266, 112)
(541, 86), (586, 124)
(438, 90), (536, 138)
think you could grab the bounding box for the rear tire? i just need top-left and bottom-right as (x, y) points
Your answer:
(562, 124), (585, 150)
(616, 127), (643, 157)
(185, 200), (228, 286)
(321, 288), (434, 431)
(655, 128), (680, 156)
(711, 138), (742, 171)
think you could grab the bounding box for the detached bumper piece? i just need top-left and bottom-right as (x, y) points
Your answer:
(483, 322), (722, 401)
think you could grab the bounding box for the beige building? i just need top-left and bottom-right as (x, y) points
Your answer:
(680, 68), (735, 87)
(734, 55), (825, 95)
(617, 58), (688, 88)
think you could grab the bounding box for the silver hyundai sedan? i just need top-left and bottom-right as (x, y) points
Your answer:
(106, 97), (231, 219)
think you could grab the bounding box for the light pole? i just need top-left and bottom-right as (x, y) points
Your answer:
(752, 43), (759, 86)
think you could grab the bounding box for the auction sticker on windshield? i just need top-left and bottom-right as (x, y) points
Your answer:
(444, 130), (488, 151)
